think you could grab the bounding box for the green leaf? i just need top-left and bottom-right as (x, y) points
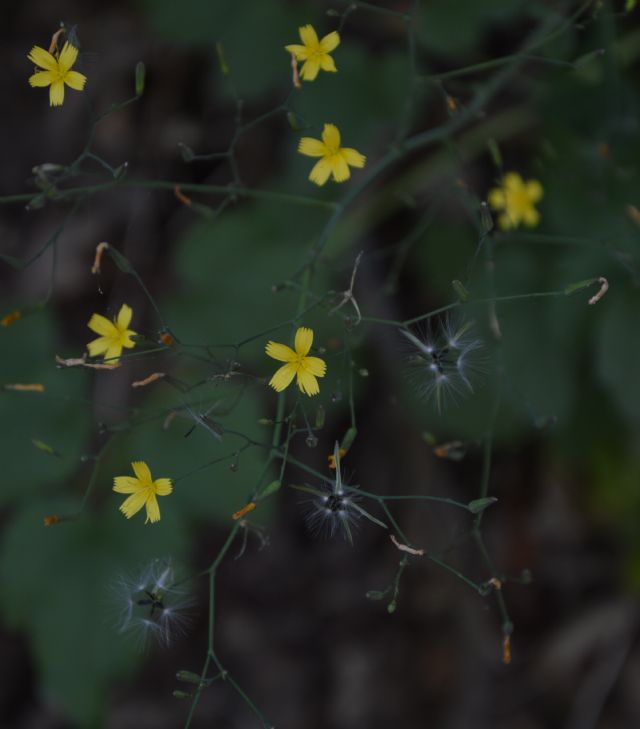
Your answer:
(0, 310), (90, 506)
(0, 499), (189, 724)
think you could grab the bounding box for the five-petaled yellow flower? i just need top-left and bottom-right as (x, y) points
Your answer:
(299, 123), (366, 186)
(266, 327), (327, 397)
(285, 24), (340, 82)
(113, 461), (173, 524)
(87, 303), (137, 363)
(27, 42), (87, 107)
(488, 172), (543, 230)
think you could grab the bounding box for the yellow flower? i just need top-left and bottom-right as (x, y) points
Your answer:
(86, 303), (137, 363)
(298, 124), (366, 186)
(285, 25), (340, 82)
(488, 172), (543, 230)
(266, 327), (327, 397)
(27, 42), (87, 107)
(113, 461), (173, 524)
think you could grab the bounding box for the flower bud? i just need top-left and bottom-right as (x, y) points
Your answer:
(480, 201), (493, 233)
(176, 670), (202, 684)
(135, 62), (145, 96)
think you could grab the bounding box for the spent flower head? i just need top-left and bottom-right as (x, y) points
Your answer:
(265, 326), (327, 397)
(87, 303), (136, 363)
(302, 443), (386, 544)
(113, 461), (173, 524)
(285, 24), (340, 81)
(111, 558), (192, 648)
(488, 172), (543, 230)
(298, 123), (366, 186)
(402, 318), (485, 412)
(27, 41), (87, 107)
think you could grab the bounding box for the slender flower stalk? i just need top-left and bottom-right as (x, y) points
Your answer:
(27, 42), (87, 106)
(285, 25), (340, 81)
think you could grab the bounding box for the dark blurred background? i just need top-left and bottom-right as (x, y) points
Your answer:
(2, 1), (640, 728)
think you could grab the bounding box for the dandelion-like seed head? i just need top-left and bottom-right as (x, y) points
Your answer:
(303, 443), (362, 544)
(111, 558), (193, 648)
(402, 318), (485, 412)
(305, 488), (361, 543)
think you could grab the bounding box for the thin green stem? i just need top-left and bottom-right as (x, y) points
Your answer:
(0, 179), (339, 210)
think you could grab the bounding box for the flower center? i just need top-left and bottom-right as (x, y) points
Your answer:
(508, 188), (532, 214)
(51, 61), (67, 83)
(113, 324), (131, 345)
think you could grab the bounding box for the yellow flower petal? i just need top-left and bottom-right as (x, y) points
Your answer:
(503, 172), (523, 191)
(309, 158), (332, 186)
(27, 45), (57, 71)
(296, 370), (319, 396)
(145, 494), (161, 524)
(294, 327), (313, 356)
(29, 71), (54, 87)
(65, 70), (87, 91)
(104, 344), (123, 362)
(132, 461), (152, 484)
(320, 31), (340, 53)
(49, 80), (65, 106)
(269, 363), (297, 392)
(58, 42), (78, 73)
(322, 123), (341, 151)
(115, 462), (171, 523)
(487, 188), (506, 209)
(523, 208), (540, 227)
(330, 154), (351, 183)
(87, 336), (110, 357)
(498, 212), (513, 231)
(299, 24), (319, 47)
(319, 54), (337, 72)
(116, 303), (133, 330)
(119, 490), (148, 519)
(113, 476), (142, 494)
(153, 478), (173, 496)
(525, 180), (543, 202)
(341, 148), (366, 168)
(266, 341), (296, 362)
(298, 137), (327, 158)
(300, 58), (320, 81)
(88, 313), (116, 337)
(285, 44), (308, 60)
(302, 356), (326, 377)
(121, 333), (136, 349)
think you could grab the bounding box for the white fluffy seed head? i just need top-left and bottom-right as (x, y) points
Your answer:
(402, 317), (485, 412)
(109, 558), (194, 649)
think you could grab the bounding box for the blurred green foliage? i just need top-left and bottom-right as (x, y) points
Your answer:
(2, 0), (640, 725)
